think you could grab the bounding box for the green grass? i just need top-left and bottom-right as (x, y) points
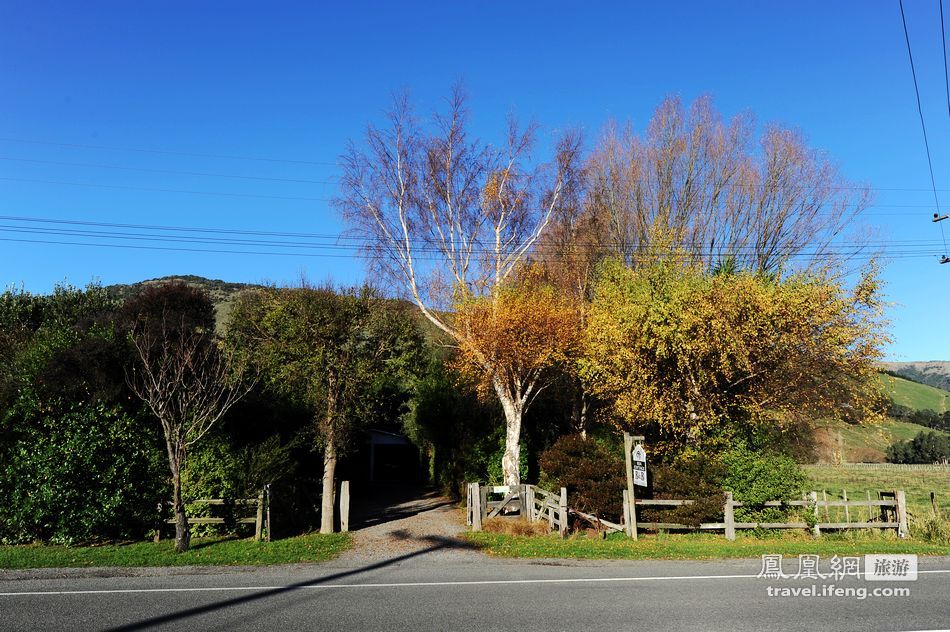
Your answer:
(815, 418), (948, 463)
(806, 464), (949, 518)
(879, 373), (949, 413)
(0, 532), (351, 570)
(465, 531), (950, 560)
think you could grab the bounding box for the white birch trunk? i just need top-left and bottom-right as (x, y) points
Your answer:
(495, 380), (524, 487)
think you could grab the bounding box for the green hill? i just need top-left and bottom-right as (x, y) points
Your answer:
(881, 361), (950, 391)
(878, 373), (949, 414)
(812, 375), (949, 463)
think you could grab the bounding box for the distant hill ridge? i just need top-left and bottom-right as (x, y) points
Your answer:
(104, 275), (256, 305)
(881, 361), (950, 392)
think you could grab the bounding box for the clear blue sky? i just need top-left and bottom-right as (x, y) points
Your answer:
(1, 1), (948, 361)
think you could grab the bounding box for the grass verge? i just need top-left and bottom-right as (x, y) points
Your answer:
(0, 532), (351, 570)
(464, 531), (950, 560)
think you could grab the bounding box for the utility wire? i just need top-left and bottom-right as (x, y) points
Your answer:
(0, 176), (332, 202)
(0, 214), (945, 248)
(899, 0), (948, 257)
(0, 137), (337, 167)
(0, 234), (939, 262)
(942, 0), (950, 118)
(0, 156), (336, 185)
(0, 176), (944, 212)
(0, 218), (943, 261)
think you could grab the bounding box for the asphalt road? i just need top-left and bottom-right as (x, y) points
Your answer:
(2, 549), (948, 632)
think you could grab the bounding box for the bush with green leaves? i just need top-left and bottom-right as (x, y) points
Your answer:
(539, 434), (625, 523)
(643, 457), (726, 527)
(719, 444), (808, 522)
(887, 431), (950, 464)
(0, 399), (164, 544)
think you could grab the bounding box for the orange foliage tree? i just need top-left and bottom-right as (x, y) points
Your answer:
(452, 266), (580, 484)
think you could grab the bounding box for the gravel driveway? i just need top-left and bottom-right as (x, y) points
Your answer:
(335, 483), (482, 564)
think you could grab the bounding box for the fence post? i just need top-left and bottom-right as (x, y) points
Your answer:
(895, 490), (908, 539)
(340, 480), (350, 533)
(525, 486), (536, 523)
(154, 502), (163, 543)
(931, 491), (939, 517)
(479, 484), (488, 525)
(810, 491), (821, 537)
(265, 483), (272, 542)
(471, 483), (483, 532)
(466, 483), (472, 526)
(622, 490), (631, 534)
(842, 489), (850, 524)
(724, 492), (736, 541)
(559, 487), (569, 537)
(255, 490), (265, 541)
(866, 491), (873, 523)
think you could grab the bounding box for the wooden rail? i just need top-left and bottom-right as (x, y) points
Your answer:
(156, 487), (271, 542)
(467, 483), (570, 536)
(633, 490), (909, 540)
(466, 483), (911, 540)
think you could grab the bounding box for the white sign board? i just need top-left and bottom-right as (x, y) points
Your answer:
(632, 444), (648, 487)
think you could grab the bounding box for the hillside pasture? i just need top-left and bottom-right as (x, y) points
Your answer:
(878, 373), (949, 413)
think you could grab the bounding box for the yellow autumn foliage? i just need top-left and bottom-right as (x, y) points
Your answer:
(580, 259), (889, 450)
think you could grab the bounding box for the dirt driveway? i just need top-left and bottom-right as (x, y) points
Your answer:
(336, 483), (482, 564)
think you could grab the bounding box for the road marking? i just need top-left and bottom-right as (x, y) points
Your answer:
(1, 569), (949, 597)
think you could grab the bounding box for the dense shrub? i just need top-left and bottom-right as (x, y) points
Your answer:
(0, 400), (164, 544)
(719, 445), (808, 522)
(642, 457), (726, 526)
(539, 434), (626, 523)
(887, 431), (950, 464)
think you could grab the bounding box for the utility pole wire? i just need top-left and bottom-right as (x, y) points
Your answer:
(899, 0), (948, 256)
(942, 0), (949, 118)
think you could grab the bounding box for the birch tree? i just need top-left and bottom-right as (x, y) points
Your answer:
(336, 87), (580, 486)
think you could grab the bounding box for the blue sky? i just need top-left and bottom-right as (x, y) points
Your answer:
(1, 1), (948, 361)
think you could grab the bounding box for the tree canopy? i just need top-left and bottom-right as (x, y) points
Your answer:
(580, 259), (888, 455)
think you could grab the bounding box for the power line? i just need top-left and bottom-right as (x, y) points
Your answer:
(0, 216), (944, 260)
(0, 156), (336, 185)
(0, 137), (337, 167)
(0, 176), (332, 202)
(0, 234), (940, 263)
(942, 0), (950, 118)
(1, 176), (947, 213)
(899, 0), (948, 256)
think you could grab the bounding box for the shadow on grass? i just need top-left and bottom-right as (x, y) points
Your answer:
(104, 532), (482, 632)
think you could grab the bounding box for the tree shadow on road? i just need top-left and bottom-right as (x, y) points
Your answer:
(104, 533), (482, 632)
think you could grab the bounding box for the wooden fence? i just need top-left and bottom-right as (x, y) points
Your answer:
(466, 482), (910, 540)
(156, 485), (271, 542)
(803, 463), (950, 472)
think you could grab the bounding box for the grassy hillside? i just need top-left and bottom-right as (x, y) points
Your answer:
(814, 418), (947, 463)
(878, 373), (949, 413)
(881, 361), (950, 391)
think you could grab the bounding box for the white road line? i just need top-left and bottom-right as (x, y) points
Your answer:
(1, 569), (949, 597)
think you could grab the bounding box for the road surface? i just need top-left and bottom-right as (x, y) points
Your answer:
(2, 545), (948, 631)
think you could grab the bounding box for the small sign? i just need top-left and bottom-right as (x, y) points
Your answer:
(632, 443), (647, 487)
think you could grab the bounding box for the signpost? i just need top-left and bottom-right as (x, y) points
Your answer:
(623, 432), (645, 539)
(632, 443), (648, 487)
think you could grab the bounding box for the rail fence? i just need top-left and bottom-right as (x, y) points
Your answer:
(803, 463), (950, 472)
(466, 482), (910, 540)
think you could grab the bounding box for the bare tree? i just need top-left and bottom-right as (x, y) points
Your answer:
(129, 316), (252, 553)
(582, 96), (873, 274)
(336, 86), (581, 486)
